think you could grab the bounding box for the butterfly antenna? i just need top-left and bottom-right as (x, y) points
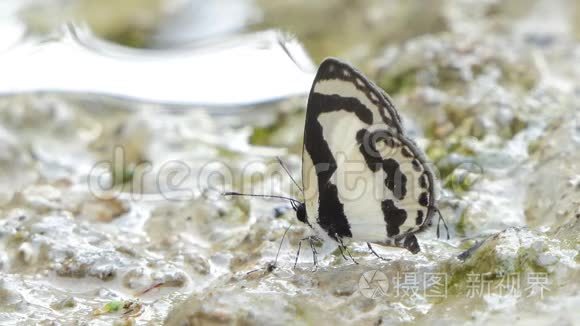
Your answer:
(222, 191), (301, 205)
(435, 208), (450, 240)
(273, 224), (292, 266)
(276, 156), (303, 192)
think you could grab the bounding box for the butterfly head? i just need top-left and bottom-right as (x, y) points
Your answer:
(293, 202), (308, 224)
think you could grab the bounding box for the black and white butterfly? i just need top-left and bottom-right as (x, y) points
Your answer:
(228, 57), (445, 265)
(293, 57), (443, 260)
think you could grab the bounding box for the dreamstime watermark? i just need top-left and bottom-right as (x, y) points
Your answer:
(358, 270), (550, 299)
(85, 145), (485, 203)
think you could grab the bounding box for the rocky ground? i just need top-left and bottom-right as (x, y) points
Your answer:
(1, 0), (579, 325)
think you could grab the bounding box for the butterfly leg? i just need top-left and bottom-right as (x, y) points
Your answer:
(295, 236), (320, 269)
(336, 236), (358, 265)
(344, 246), (359, 265)
(308, 236), (318, 268)
(337, 245), (349, 261)
(367, 242), (390, 261)
(293, 239), (303, 269)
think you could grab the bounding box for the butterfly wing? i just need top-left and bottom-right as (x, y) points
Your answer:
(301, 57), (436, 245)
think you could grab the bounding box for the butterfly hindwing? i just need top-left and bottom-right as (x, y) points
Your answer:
(301, 58), (436, 246)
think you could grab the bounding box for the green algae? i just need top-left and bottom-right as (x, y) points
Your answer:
(442, 227), (572, 299)
(250, 108), (305, 153)
(379, 68), (419, 95)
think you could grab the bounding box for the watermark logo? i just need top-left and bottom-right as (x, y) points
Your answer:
(358, 271), (549, 299)
(359, 270), (389, 299)
(84, 143), (486, 203)
(359, 271), (448, 299)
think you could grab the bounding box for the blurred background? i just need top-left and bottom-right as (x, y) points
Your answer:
(2, 0), (450, 60)
(1, 1), (579, 325)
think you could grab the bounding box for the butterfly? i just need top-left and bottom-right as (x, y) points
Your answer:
(227, 57), (446, 266)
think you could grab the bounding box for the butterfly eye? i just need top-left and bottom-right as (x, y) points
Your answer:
(295, 203), (307, 223)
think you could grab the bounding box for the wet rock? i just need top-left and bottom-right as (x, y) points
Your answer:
(122, 267), (151, 290)
(2, 1), (580, 325)
(449, 227), (577, 285)
(0, 279), (25, 311)
(183, 252), (211, 275)
(0, 126), (37, 205)
(50, 296), (76, 310)
(20, 185), (63, 212)
(525, 113), (580, 229)
(80, 198), (128, 222)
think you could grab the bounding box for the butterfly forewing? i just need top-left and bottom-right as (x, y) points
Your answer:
(301, 58), (436, 245)
(308, 59), (404, 132)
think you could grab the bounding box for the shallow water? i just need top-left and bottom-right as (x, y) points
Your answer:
(1, 0), (579, 325)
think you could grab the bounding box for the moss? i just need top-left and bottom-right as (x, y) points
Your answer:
(425, 110), (481, 183)
(103, 300), (124, 313)
(498, 115), (528, 139)
(510, 115), (528, 136)
(249, 111), (295, 146)
(8, 230), (29, 245)
(442, 108), (481, 140)
(430, 149), (477, 182)
(444, 169), (481, 195)
(250, 126), (277, 146)
(448, 139), (476, 156)
(426, 113), (482, 185)
(426, 141), (447, 162)
(430, 100), (528, 146)
(216, 147), (240, 159)
(378, 68), (418, 94)
(502, 63), (538, 91)
(111, 164), (135, 187)
(249, 109), (304, 148)
(51, 297), (77, 310)
(459, 238), (478, 251)
(454, 209), (469, 237)
(527, 139), (542, 155)
(436, 66), (468, 92)
(443, 229), (553, 296)
(93, 300), (124, 315)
